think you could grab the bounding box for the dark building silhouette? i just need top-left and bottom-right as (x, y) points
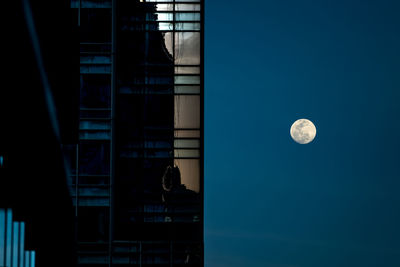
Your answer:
(70, 0), (204, 266)
(0, 1), (79, 267)
(1, 1), (203, 266)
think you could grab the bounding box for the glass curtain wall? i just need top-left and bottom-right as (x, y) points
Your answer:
(71, 0), (202, 266)
(71, 1), (112, 266)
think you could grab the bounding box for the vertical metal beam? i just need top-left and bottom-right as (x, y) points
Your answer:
(78, 0), (81, 26)
(110, 0), (118, 266)
(75, 144), (79, 215)
(200, 0), (205, 266)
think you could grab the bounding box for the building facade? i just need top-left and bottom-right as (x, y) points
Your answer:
(69, 0), (203, 266)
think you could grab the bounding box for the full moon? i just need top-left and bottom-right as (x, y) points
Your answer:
(290, 119), (316, 144)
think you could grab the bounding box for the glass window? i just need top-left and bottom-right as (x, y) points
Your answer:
(71, 0), (112, 8)
(80, 131), (111, 140)
(80, 9), (112, 42)
(155, 4), (174, 11)
(175, 4), (201, 11)
(175, 66), (200, 74)
(174, 139), (200, 148)
(175, 23), (201, 31)
(175, 32), (200, 65)
(174, 149), (200, 158)
(80, 65), (111, 74)
(80, 75), (111, 108)
(82, 0), (112, 8)
(159, 22), (173, 31)
(174, 130), (201, 138)
(155, 13), (173, 21)
(80, 55), (111, 64)
(175, 13), (200, 21)
(79, 142), (110, 175)
(174, 86), (200, 94)
(175, 75), (200, 85)
(146, 0), (173, 2)
(174, 95), (200, 128)
(80, 120), (110, 130)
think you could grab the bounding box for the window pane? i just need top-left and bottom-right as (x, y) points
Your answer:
(80, 75), (111, 108)
(174, 130), (200, 138)
(80, 65), (111, 74)
(82, 0), (112, 8)
(174, 95), (200, 128)
(174, 86), (200, 94)
(174, 139), (200, 148)
(155, 4), (174, 11)
(175, 32), (200, 65)
(175, 4), (201, 11)
(80, 55), (111, 64)
(174, 149), (200, 158)
(175, 75), (200, 85)
(174, 159), (200, 193)
(175, 67), (200, 74)
(175, 23), (201, 31)
(80, 120), (111, 130)
(80, 9), (112, 42)
(155, 13), (173, 21)
(79, 142), (110, 175)
(175, 13), (200, 21)
(71, 0), (112, 8)
(80, 131), (111, 140)
(159, 22), (174, 31)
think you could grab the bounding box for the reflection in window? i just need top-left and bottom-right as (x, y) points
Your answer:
(175, 32), (200, 65)
(174, 130), (201, 138)
(175, 22), (201, 31)
(175, 13), (200, 21)
(175, 66), (200, 74)
(174, 95), (200, 128)
(175, 4), (201, 11)
(174, 159), (200, 193)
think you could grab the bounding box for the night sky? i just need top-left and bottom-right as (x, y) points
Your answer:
(205, 0), (400, 266)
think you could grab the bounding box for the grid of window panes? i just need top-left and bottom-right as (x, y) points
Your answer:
(70, 1), (112, 266)
(70, 0), (202, 266)
(115, 0), (202, 266)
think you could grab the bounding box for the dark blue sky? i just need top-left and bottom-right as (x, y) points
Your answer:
(205, 0), (400, 266)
